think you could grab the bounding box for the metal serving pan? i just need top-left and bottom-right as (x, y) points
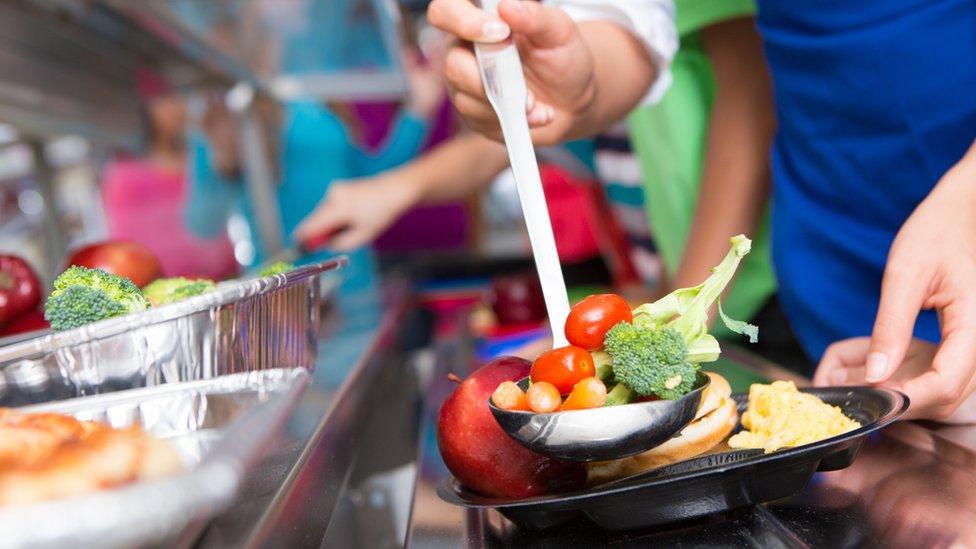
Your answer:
(439, 386), (909, 531)
(0, 367), (309, 549)
(0, 259), (344, 406)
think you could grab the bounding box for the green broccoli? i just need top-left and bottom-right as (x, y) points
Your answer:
(592, 350), (614, 381)
(632, 235), (759, 348)
(604, 322), (698, 399)
(44, 266), (149, 331)
(604, 383), (635, 407)
(601, 235), (759, 403)
(143, 277), (216, 306)
(258, 261), (295, 277)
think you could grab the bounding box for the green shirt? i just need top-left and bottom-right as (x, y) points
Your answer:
(628, 0), (775, 337)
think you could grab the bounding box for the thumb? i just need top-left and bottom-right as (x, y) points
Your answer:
(867, 267), (927, 383)
(498, 0), (576, 48)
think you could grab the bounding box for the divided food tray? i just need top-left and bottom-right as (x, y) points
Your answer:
(439, 386), (909, 531)
(0, 259), (344, 406)
(0, 367), (309, 549)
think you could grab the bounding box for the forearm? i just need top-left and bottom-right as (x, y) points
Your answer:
(570, 21), (658, 140)
(394, 132), (510, 205)
(673, 18), (775, 288)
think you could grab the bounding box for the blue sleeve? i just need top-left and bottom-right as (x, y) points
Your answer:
(350, 112), (429, 175)
(184, 132), (244, 238)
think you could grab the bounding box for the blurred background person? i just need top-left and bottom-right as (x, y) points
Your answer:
(100, 69), (238, 280)
(186, 45), (445, 292)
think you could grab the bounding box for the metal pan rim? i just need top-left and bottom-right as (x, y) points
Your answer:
(0, 258), (347, 360)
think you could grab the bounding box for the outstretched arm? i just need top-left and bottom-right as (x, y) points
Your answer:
(294, 132), (508, 250)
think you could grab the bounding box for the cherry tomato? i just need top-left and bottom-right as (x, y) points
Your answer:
(530, 346), (595, 394)
(561, 377), (608, 410)
(526, 382), (561, 413)
(564, 294), (633, 350)
(491, 381), (530, 411)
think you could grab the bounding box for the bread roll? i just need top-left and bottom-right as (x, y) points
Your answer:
(587, 372), (738, 485)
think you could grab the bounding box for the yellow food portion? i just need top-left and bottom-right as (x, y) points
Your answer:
(727, 381), (860, 453)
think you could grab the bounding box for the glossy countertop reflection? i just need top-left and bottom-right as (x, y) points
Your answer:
(407, 342), (976, 548)
(196, 285), (403, 548)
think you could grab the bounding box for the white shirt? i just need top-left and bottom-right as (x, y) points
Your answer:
(546, 0), (677, 104)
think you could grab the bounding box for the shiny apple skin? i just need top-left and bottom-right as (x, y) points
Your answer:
(436, 356), (586, 499)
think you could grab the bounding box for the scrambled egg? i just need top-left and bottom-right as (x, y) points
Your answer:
(727, 381), (860, 453)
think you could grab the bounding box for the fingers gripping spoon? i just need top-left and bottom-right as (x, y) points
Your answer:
(474, 0), (571, 347)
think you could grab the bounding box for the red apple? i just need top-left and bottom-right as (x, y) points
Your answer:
(65, 241), (163, 287)
(437, 356), (586, 499)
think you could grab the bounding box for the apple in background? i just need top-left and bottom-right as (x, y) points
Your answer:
(65, 241), (163, 287)
(489, 271), (547, 325)
(437, 356), (586, 499)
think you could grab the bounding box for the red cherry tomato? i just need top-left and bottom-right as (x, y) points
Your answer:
(564, 294), (633, 350)
(530, 346), (596, 394)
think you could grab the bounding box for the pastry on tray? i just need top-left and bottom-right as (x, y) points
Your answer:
(0, 408), (182, 506)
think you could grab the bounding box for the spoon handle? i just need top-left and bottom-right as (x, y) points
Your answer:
(474, 1), (571, 347)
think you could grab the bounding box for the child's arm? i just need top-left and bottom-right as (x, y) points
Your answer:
(295, 133), (508, 250)
(671, 17), (776, 290)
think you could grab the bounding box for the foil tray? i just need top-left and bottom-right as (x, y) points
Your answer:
(0, 259), (345, 406)
(0, 367), (309, 549)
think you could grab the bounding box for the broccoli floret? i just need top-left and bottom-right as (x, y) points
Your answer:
(143, 277), (216, 306)
(633, 235), (758, 350)
(596, 236), (760, 403)
(258, 261), (295, 277)
(603, 322), (699, 400)
(44, 286), (128, 331)
(44, 267), (149, 331)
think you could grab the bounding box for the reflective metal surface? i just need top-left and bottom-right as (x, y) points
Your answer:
(0, 368), (308, 549)
(488, 374), (708, 462)
(0, 260), (344, 406)
(194, 283), (419, 548)
(408, 340), (976, 548)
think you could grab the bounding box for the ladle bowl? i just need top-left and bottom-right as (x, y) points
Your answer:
(489, 372), (710, 462)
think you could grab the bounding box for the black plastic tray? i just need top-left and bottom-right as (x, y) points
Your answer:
(438, 386), (908, 531)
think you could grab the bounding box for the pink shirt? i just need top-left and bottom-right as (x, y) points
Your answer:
(101, 158), (238, 280)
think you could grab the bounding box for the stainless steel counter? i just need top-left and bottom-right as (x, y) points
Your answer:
(191, 284), (421, 548)
(407, 339), (976, 548)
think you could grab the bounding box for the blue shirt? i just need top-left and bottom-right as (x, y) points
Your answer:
(186, 102), (428, 292)
(756, 0), (976, 362)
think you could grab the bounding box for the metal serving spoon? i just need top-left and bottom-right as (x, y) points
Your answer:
(489, 373), (710, 461)
(473, 0), (571, 347)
